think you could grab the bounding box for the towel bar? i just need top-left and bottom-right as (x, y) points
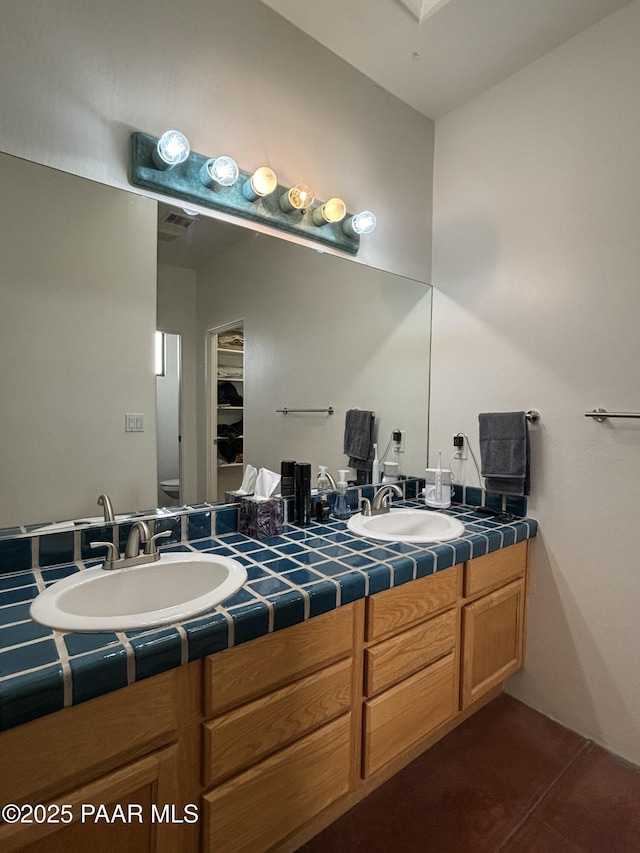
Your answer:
(526, 410), (540, 423)
(276, 407), (334, 415)
(585, 408), (640, 422)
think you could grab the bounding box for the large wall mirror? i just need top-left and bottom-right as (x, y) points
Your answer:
(0, 151), (432, 531)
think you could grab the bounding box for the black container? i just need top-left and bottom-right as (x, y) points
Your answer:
(280, 460), (296, 497)
(294, 462), (312, 526)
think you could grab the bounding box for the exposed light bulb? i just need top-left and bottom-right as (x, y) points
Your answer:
(242, 166), (278, 201)
(312, 197), (347, 226)
(343, 210), (377, 236)
(153, 130), (190, 170)
(279, 183), (315, 213)
(200, 155), (239, 189)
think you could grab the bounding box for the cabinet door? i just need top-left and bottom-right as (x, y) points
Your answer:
(461, 578), (526, 710)
(0, 745), (184, 853)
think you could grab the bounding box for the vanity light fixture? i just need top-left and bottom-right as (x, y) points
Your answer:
(152, 130), (191, 170)
(343, 210), (377, 236)
(242, 166), (278, 201)
(279, 183), (315, 213)
(200, 155), (240, 189)
(311, 197), (347, 226)
(131, 131), (376, 254)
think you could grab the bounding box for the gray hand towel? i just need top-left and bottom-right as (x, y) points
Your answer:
(478, 411), (530, 496)
(343, 409), (375, 470)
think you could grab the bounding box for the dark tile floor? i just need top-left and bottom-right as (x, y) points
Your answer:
(297, 694), (640, 853)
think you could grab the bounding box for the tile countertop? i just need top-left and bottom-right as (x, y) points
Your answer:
(0, 500), (538, 733)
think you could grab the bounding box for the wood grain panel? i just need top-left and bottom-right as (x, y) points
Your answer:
(366, 565), (460, 643)
(203, 658), (352, 786)
(202, 714), (352, 853)
(461, 578), (526, 709)
(464, 540), (527, 599)
(365, 608), (457, 697)
(203, 605), (354, 716)
(363, 652), (457, 777)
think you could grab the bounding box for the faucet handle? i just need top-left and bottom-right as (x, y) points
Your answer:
(359, 497), (372, 517)
(89, 541), (120, 568)
(143, 530), (171, 556)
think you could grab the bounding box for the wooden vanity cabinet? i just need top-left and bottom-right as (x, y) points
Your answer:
(200, 603), (360, 853)
(461, 540), (528, 710)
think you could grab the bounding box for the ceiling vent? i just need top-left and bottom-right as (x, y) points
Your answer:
(158, 209), (196, 240)
(396, 0), (453, 24)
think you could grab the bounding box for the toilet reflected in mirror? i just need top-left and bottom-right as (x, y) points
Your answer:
(156, 332), (182, 506)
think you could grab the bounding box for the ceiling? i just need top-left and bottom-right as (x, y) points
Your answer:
(261, 0), (631, 119)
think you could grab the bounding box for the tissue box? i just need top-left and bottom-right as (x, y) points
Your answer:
(224, 490), (252, 504)
(239, 496), (284, 540)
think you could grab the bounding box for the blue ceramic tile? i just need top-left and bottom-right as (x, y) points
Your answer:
(451, 539), (472, 564)
(64, 632), (120, 656)
(361, 485), (375, 501)
(272, 591), (306, 631)
(229, 601), (270, 645)
(243, 547), (280, 563)
(184, 612), (229, 660)
(160, 544), (190, 553)
(500, 526), (517, 547)
(0, 527), (23, 537)
(465, 487), (483, 506)
(414, 550), (436, 578)
(41, 564), (79, 583)
(367, 564), (391, 595)
(248, 576), (292, 597)
(316, 544), (352, 559)
(0, 538), (32, 574)
(131, 629), (182, 680)
(233, 539), (267, 553)
(39, 532), (74, 567)
(0, 664), (65, 731)
(367, 547), (401, 562)
(291, 550), (327, 566)
(0, 638), (59, 677)
(303, 581), (338, 617)
(70, 645), (129, 704)
(389, 556), (415, 587)
(218, 532), (250, 545)
(433, 545), (456, 572)
(0, 571), (36, 591)
(343, 539), (373, 552)
(263, 557), (298, 574)
(336, 571), (367, 605)
(404, 479), (419, 499)
(215, 507), (238, 535)
(0, 602), (32, 626)
(222, 587), (257, 608)
(340, 552), (375, 569)
(246, 564), (270, 581)
(506, 495), (528, 517)
(0, 620), (52, 647)
(275, 542), (306, 556)
(385, 541), (421, 555)
(312, 560), (352, 577)
(0, 584), (40, 605)
(485, 529), (504, 552)
(321, 532), (351, 544)
(484, 491), (504, 512)
(194, 542), (234, 555)
(282, 567), (324, 585)
(187, 511), (212, 540)
(468, 535), (489, 559)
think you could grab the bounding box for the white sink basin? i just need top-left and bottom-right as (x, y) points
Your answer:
(30, 552), (247, 632)
(347, 508), (465, 543)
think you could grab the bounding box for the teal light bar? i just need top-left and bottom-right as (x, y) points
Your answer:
(130, 132), (360, 255)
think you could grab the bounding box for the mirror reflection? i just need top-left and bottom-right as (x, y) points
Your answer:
(0, 151), (432, 531)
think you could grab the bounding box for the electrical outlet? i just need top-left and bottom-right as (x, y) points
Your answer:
(453, 433), (467, 460)
(397, 430), (406, 453)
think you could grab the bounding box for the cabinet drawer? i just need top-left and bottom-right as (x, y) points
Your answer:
(203, 657), (352, 786)
(464, 540), (527, 599)
(363, 652), (457, 778)
(365, 608), (457, 697)
(461, 577), (526, 709)
(203, 604), (354, 716)
(202, 713), (352, 853)
(366, 564), (460, 643)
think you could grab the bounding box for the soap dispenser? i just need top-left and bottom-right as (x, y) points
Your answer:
(331, 469), (352, 520)
(315, 465), (331, 522)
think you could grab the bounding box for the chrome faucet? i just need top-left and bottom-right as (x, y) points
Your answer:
(97, 493), (115, 523)
(361, 483), (403, 517)
(90, 520), (170, 570)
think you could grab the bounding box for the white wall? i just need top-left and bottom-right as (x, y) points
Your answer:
(0, 0), (433, 283)
(196, 235), (432, 494)
(0, 154), (158, 527)
(430, 1), (640, 764)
